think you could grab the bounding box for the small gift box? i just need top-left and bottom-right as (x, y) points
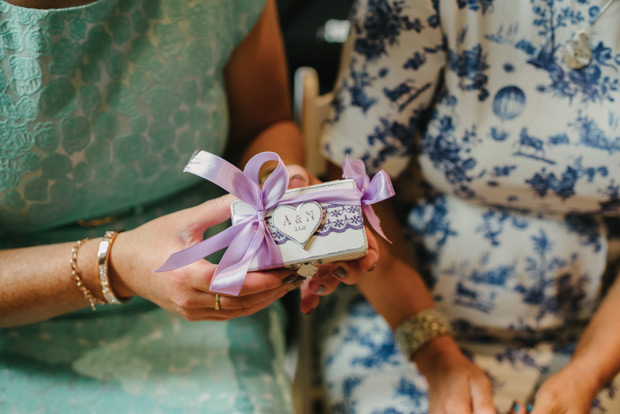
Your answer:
(231, 179), (368, 274)
(156, 151), (394, 296)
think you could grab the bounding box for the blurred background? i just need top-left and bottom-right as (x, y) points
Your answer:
(277, 0), (355, 94)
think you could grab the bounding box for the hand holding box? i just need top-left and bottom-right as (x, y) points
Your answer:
(156, 151), (394, 296)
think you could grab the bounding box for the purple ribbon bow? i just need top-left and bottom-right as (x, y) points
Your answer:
(156, 151), (394, 296)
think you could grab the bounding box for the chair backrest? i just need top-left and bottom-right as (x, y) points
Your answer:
(294, 67), (332, 178)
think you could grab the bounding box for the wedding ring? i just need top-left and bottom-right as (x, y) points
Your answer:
(214, 294), (221, 311)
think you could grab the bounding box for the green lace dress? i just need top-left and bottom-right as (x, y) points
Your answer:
(0, 1), (293, 413)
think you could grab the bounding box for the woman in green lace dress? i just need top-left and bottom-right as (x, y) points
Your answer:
(0, 0), (305, 412)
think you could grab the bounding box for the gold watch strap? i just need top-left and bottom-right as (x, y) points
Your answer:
(394, 308), (453, 358)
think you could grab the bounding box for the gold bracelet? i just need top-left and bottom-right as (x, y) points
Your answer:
(97, 231), (124, 305)
(393, 308), (453, 358)
(71, 238), (105, 311)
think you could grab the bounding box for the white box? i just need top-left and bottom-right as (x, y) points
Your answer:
(231, 179), (368, 271)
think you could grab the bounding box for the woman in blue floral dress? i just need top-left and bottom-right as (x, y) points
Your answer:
(317, 0), (620, 413)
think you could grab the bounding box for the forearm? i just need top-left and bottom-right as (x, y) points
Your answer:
(0, 239), (104, 327)
(326, 161), (460, 373)
(239, 120), (304, 167)
(357, 236), (434, 330)
(224, 0), (302, 168)
(358, 198), (461, 371)
(324, 162), (434, 328)
(563, 273), (620, 392)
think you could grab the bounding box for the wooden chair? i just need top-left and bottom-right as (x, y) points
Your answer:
(287, 66), (333, 414)
(294, 66), (333, 179)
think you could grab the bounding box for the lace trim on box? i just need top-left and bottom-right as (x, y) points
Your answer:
(266, 204), (363, 245)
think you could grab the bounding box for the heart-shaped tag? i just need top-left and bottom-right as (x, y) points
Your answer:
(271, 202), (324, 248)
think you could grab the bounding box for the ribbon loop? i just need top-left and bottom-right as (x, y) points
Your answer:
(341, 156), (395, 243)
(156, 151), (395, 295)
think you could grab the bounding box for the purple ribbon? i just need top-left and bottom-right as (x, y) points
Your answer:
(155, 151), (394, 295)
(341, 156), (394, 243)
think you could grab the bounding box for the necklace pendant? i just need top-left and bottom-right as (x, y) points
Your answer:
(563, 30), (592, 70)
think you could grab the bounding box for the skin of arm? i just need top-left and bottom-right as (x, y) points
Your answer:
(224, 0), (303, 168)
(0, 0), (301, 327)
(3, 0), (96, 8)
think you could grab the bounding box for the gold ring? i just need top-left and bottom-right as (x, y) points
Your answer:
(214, 294), (221, 311)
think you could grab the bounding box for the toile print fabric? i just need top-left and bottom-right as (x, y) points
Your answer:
(0, 1), (295, 413)
(319, 0), (620, 412)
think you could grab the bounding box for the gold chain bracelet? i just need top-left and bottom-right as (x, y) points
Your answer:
(71, 238), (105, 311)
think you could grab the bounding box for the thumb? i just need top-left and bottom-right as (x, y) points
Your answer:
(286, 164), (311, 189)
(470, 372), (496, 414)
(359, 230), (379, 271)
(189, 193), (237, 229)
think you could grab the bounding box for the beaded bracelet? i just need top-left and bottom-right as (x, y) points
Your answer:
(71, 238), (105, 311)
(97, 231), (124, 305)
(393, 308), (453, 359)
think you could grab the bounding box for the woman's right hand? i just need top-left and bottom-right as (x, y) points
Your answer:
(283, 164), (381, 314)
(415, 336), (496, 414)
(298, 230), (379, 314)
(109, 194), (297, 321)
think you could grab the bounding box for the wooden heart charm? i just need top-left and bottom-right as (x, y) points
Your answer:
(271, 202), (323, 248)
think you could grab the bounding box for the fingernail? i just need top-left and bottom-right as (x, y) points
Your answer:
(527, 404), (533, 412)
(511, 402), (520, 413)
(289, 175), (306, 186)
(331, 266), (347, 279)
(281, 274), (298, 284)
(289, 281), (304, 291)
(313, 284), (326, 294)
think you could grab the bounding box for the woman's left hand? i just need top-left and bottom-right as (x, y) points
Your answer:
(522, 364), (599, 414)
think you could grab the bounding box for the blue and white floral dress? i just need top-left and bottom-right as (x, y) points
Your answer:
(319, 0), (620, 412)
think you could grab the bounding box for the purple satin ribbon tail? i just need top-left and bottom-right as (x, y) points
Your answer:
(155, 221), (247, 272)
(362, 204), (391, 243)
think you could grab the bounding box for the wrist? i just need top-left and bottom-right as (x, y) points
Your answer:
(562, 359), (605, 396)
(413, 335), (462, 375)
(106, 232), (135, 299)
(73, 238), (107, 307)
(394, 308), (453, 362)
